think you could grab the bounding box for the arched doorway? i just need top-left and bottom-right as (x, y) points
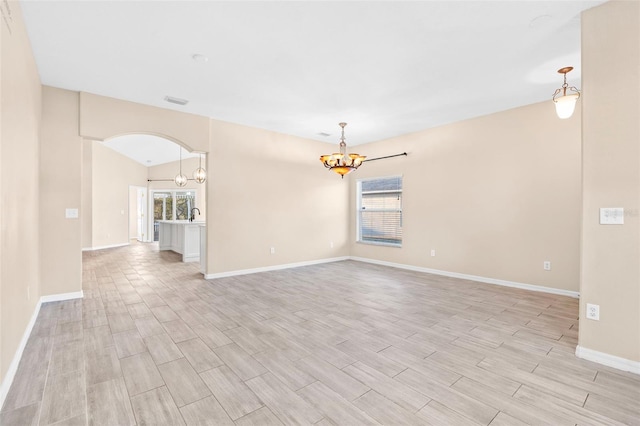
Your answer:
(83, 134), (207, 253)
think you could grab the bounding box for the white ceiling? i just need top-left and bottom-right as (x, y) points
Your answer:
(100, 134), (201, 167)
(21, 0), (604, 147)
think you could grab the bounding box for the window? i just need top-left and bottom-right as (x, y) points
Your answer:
(357, 176), (402, 247)
(175, 192), (195, 220)
(153, 192), (174, 221)
(152, 190), (196, 240)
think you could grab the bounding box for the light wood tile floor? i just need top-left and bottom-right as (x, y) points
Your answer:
(2, 243), (639, 425)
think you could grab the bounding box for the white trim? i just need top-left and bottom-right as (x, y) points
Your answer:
(82, 242), (129, 252)
(204, 255), (579, 298)
(204, 256), (349, 280)
(576, 345), (640, 375)
(349, 257), (580, 298)
(40, 290), (84, 303)
(0, 290), (84, 409)
(0, 301), (41, 409)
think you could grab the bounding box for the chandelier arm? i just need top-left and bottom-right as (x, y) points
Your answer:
(363, 152), (408, 162)
(568, 86), (581, 99)
(149, 178), (198, 182)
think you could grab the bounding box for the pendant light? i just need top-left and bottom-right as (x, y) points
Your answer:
(174, 146), (188, 187)
(319, 122), (366, 178)
(193, 154), (207, 184)
(552, 66), (581, 119)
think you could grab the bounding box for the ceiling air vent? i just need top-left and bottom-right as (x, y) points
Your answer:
(317, 132), (331, 137)
(164, 95), (189, 106)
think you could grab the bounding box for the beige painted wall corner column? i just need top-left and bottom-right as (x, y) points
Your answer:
(81, 140), (93, 249)
(579, 0), (640, 370)
(206, 119), (350, 277)
(1, 0), (42, 385)
(349, 101), (581, 293)
(40, 86), (83, 296)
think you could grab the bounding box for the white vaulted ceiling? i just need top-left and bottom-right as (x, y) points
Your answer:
(21, 1), (605, 146)
(100, 135), (201, 167)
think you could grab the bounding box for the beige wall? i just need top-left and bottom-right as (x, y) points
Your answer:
(1, 3), (3, 385)
(81, 141), (93, 248)
(129, 187), (138, 240)
(207, 119), (349, 275)
(91, 141), (148, 248)
(580, 0), (640, 363)
(79, 92), (210, 153)
(350, 101), (582, 292)
(148, 157), (207, 222)
(40, 87), (82, 297)
(0, 0), (41, 381)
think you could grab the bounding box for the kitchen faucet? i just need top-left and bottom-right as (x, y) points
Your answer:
(189, 207), (201, 222)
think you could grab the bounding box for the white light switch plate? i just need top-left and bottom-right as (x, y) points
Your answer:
(65, 208), (79, 219)
(600, 208), (624, 225)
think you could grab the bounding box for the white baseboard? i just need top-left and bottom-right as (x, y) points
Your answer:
(82, 242), (129, 252)
(0, 300), (41, 411)
(204, 255), (579, 298)
(576, 345), (640, 375)
(349, 257), (580, 298)
(0, 291), (84, 410)
(204, 256), (349, 279)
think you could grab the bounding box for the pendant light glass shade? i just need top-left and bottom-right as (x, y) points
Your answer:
(174, 173), (188, 187)
(193, 154), (207, 184)
(174, 146), (188, 187)
(554, 93), (579, 119)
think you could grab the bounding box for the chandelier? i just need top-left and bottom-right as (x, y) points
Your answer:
(552, 66), (581, 119)
(320, 122), (366, 178)
(174, 147), (207, 187)
(174, 146), (188, 187)
(193, 153), (206, 184)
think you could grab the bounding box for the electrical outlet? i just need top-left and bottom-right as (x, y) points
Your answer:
(586, 303), (600, 320)
(270, 247), (275, 255)
(543, 261), (551, 271)
(430, 249), (436, 257)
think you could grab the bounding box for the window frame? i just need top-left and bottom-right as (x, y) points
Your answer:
(356, 175), (403, 248)
(152, 189), (197, 222)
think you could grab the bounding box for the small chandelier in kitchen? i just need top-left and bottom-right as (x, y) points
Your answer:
(319, 122), (366, 178)
(193, 154), (206, 184)
(174, 146), (188, 187)
(174, 148), (207, 187)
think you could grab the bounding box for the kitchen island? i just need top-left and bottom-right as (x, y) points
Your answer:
(158, 220), (205, 262)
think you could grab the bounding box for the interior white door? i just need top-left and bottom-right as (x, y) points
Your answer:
(136, 187), (147, 242)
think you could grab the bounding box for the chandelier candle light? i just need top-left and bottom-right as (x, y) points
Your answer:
(552, 66), (581, 119)
(320, 122), (366, 178)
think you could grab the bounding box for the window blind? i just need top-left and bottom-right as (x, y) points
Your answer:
(358, 176), (402, 246)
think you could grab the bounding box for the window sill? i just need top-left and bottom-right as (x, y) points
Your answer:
(357, 241), (402, 248)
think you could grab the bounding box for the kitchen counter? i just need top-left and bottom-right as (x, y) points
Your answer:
(158, 220), (205, 262)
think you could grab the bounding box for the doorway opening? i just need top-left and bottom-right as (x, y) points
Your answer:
(129, 186), (148, 242)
